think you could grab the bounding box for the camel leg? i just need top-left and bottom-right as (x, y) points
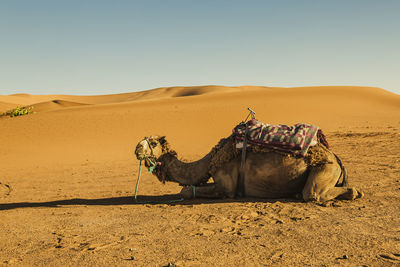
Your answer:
(302, 164), (362, 202)
(180, 164), (238, 199)
(211, 163), (239, 198)
(180, 183), (226, 199)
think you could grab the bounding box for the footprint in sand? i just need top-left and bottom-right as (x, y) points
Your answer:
(378, 253), (400, 263)
(0, 182), (12, 197)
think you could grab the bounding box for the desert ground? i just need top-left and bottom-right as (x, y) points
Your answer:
(1, 85), (399, 266)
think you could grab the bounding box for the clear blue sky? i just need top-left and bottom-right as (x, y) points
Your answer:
(1, 0), (399, 95)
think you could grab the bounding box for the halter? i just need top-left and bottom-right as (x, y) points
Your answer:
(137, 138), (165, 183)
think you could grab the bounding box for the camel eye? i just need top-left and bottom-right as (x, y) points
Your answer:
(150, 142), (157, 147)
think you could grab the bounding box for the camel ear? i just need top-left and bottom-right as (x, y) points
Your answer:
(158, 136), (167, 145)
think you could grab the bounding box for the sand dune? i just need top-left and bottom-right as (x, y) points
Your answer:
(0, 101), (20, 113)
(0, 85), (250, 110)
(1, 85), (398, 114)
(1, 85), (400, 266)
(29, 99), (88, 113)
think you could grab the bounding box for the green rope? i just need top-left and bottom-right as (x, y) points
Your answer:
(133, 160), (143, 202)
(146, 157), (156, 173)
(134, 159), (184, 204)
(191, 185), (196, 199)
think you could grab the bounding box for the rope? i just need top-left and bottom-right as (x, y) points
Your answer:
(191, 185), (196, 199)
(134, 159), (185, 204)
(133, 160), (143, 202)
(237, 121), (248, 197)
(146, 157), (156, 173)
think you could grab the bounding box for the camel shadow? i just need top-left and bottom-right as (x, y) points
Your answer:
(0, 194), (302, 211)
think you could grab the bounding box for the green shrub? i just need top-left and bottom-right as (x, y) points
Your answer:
(2, 106), (34, 117)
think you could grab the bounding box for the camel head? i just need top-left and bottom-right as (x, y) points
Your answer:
(135, 136), (168, 167)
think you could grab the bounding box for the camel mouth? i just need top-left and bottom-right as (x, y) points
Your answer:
(135, 154), (152, 167)
(144, 158), (151, 168)
(136, 152), (151, 162)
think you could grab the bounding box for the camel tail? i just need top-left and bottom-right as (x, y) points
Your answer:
(334, 153), (348, 187)
(340, 164), (348, 187)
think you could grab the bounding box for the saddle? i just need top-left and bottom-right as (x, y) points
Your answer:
(232, 119), (328, 157)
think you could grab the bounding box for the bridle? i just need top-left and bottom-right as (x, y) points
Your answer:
(137, 137), (165, 183)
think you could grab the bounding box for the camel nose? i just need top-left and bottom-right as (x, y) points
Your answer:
(135, 147), (145, 160)
(136, 149), (147, 160)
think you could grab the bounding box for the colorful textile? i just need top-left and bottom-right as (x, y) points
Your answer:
(233, 120), (320, 157)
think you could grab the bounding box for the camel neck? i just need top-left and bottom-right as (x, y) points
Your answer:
(158, 152), (212, 185)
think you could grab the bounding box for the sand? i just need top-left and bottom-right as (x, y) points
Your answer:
(0, 85), (399, 266)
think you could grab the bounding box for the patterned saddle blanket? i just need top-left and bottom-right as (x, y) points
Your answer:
(232, 120), (327, 157)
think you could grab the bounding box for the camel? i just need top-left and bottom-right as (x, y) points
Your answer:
(134, 135), (363, 202)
